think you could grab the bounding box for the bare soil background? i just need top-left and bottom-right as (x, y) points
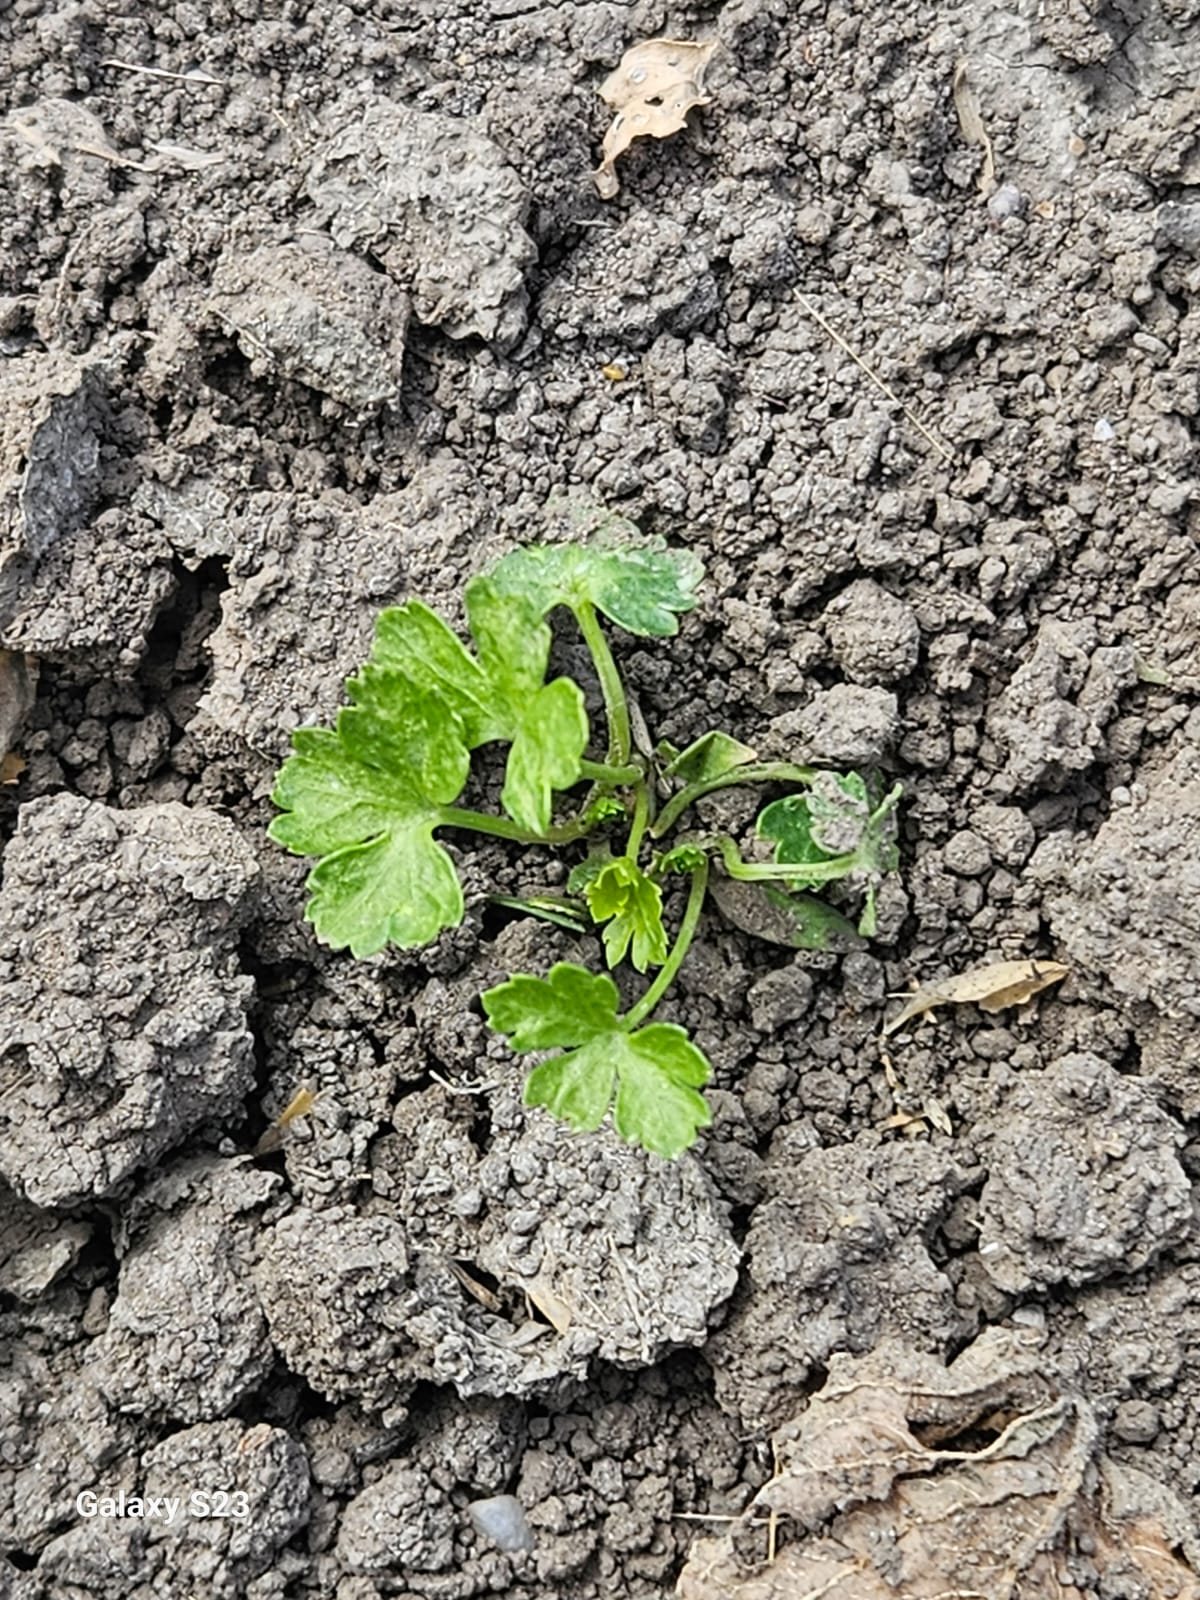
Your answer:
(2, 1), (1200, 1596)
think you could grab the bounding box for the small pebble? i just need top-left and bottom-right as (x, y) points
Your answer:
(987, 183), (1024, 221)
(468, 1495), (535, 1553)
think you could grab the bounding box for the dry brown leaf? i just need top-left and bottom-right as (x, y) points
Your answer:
(678, 1333), (1200, 1600)
(953, 58), (997, 198)
(525, 1277), (574, 1335)
(446, 1259), (503, 1314)
(254, 1084), (322, 1154)
(882, 958), (1068, 1037)
(593, 38), (717, 199)
(923, 1096), (953, 1136)
(883, 1098), (954, 1138)
(147, 140), (224, 171)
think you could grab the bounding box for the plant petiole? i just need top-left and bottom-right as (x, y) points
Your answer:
(624, 782), (651, 863)
(578, 757), (644, 787)
(575, 599), (632, 767)
(650, 761), (819, 838)
(713, 834), (859, 885)
(439, 805), (592, 847)
(622, 855), (708, 1030)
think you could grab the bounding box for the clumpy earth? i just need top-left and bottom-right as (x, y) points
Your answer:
(2, 0), (1200, 1595)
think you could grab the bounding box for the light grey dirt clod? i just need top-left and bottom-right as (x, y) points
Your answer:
(306, 94), (536, 347)
(0, 795), (257, 1206)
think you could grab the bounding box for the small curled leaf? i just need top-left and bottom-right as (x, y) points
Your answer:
(585, 857), (668, 972)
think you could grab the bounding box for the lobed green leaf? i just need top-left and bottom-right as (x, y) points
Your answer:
(364, 582), (589, 834)
(481, 963), (621, 1050)
(482, 962), (712, 1158)
(487, 536), (704, 637)
(501, 677), (589, 836)
(585, 857), (668, 972)
(269, 678), (470, 957)
(611, 1024), (710, 1158)
(371, 601), (497, 743)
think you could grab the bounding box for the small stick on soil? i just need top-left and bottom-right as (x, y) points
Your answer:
(672, 1511), (772, 1524)
(48, 220), (95, 328)
(767, 1439), (781, 1564)
(952, 58), (997, 197)
(102, 58), (224, 86)
(71, 141), (155, 172)
(793, 291), (954, 463)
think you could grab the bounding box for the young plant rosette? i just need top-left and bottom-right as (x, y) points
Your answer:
(270, 520), (900, 1158)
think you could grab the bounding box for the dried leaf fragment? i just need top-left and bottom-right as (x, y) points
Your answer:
(525, 1276), (574, 1335)
(593, 38), (718, 200)
(254, 1084), (322, 1154)
(882, 1097), (953, 1137)
(678, 1333), (1200, 1600)
(953, 58), (997, 198)
(447, 1259), (503, 1313)
(882, 958), (1068, 1037)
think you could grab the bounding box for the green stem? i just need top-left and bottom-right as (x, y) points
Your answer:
(622, 856), (708, 1030)
(439, 806), (591, 846)
(650, 762), (818, 838)
(625, 783), (650, 862)
(575, 600), (631, 767)
(579, 757), (643, 787)
(714, 834), (857, 885)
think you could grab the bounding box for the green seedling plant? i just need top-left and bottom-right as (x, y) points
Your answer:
(270, 519), (901, 1159)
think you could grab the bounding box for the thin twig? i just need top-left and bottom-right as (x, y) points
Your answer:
(672, 1511), (771, 1524)
(768, 1439), (780, 1564)
(794, 290), (954, 462)
(102, 57), (223, 86)
(71, 141), (155, 172)
(428, 1069), (500, 1096)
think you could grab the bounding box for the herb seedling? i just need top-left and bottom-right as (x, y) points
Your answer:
(270, 515), (901, 1158)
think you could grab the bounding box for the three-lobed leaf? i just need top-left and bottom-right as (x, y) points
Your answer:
(369, 579), (588, 833)
(269, 676), (470, 957)
(584, 857), (668, 972)
(487, 536), (703, 636)
(481, 962), (712, 1159)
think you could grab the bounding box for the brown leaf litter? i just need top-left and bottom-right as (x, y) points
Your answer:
(594, 39), (718, 199)
(677, 1330), (1200, 1598)
(882, 958), (1069, 1037)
